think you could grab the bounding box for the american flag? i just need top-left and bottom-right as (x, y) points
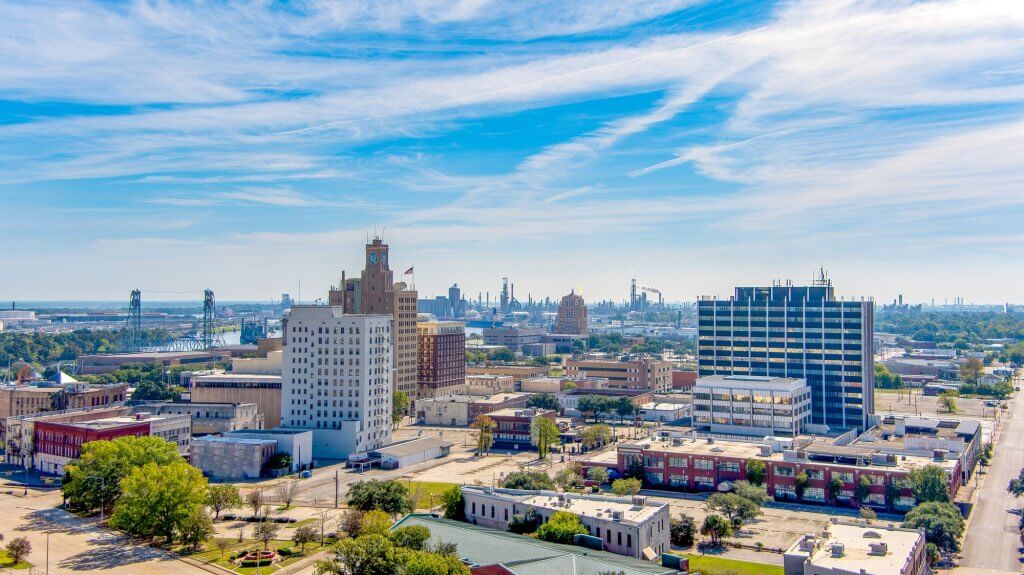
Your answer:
(404, 266), (414, 275)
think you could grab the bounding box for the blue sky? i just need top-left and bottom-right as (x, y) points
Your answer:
(2, 0), (1023, 304)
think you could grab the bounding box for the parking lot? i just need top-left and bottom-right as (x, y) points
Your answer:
(874, 388), (1005, 420)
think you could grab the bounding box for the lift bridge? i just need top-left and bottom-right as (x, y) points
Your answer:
(119, 288), (224, 352)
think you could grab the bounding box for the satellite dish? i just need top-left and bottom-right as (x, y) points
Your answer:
(393, 282), (408, 291)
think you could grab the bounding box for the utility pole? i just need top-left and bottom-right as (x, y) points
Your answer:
(334, 470), (339, 508)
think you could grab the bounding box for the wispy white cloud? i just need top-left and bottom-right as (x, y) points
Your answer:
(4, 0), (1024, 301)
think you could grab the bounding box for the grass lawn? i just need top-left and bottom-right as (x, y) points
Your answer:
(405, 481), (457, 509)
(680, 554), (784, 575)
(0, 550), (32, 569)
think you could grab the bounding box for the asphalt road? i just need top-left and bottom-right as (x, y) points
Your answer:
(958, 372), (1023, 574)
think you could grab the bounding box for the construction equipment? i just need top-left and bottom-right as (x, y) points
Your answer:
(15, 365), (32, 385)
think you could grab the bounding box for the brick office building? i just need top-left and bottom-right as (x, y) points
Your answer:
(417, 320), (466, 399)
(584, 436), (960, 511)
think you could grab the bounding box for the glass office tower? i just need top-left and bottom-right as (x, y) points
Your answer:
(697, 280), (874, 431)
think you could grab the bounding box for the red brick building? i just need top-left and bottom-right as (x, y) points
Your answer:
(417, 320), (466, 399)
(488, 408), (556, 450)
(587, 437), (961, 511)
(671, 369), (697, 391)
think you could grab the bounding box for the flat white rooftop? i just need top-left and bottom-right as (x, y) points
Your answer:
(788, 521), (924, 575)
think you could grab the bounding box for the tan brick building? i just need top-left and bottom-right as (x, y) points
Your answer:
(330, 238), (418, 404)
(565, 357), (672, 393)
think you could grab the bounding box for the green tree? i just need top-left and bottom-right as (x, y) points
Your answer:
(402, 551), (472, 575)
(554, 468), (584, 491)
(745, 459), (767, 486)
(63, 435), (182, 515)
(178, 509), (215, 551)
(581, 424), (613, 449)
(854, 476), (872, 505)
(611, 478), (642, 496)
(623, 457), (644, 480)
(501, 471), (556, 491)
(315, 534), (399, 575)
(732, 480), (768, 506)
(4, 537), (31, 565)
(531, 417), (561, 460)
(700, 514), (733, 546)
(794, 471), (809, 501)
(960, 357), (984, 385)
(109, 460), (209, 543)
(670, 514), (697, 547)
(358, 510), (393, 538)
(1009, 468), (1024, 497)
(859, 506), (877, 521)
(527, 393), (560, 411)
(938, 391), (958, 413)
(489, 348), (515, 362)
(471, 415), (496, 456)
(826, 477), (844, 503)
(294, 524), (319, 553)
(925, 542), (941, 566)
(874, 363), (905, 389)
(903, 502), (965, 552)
(908, 465), (950, 503)
(391, 525), (431, 550)
(614, 396), (636, 423)
(439, 484), (465, 520)
(535, 511), (588, 544)
(347, 480), (413, 516)
(206, 484), (243, 521)
(254, 520), (281, 551)
(392, 391), (410, 429)
(587, 467), (610, 485)
(705, 493), (760, 528)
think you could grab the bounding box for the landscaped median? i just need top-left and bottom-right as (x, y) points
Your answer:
(183, 537), (330, 575)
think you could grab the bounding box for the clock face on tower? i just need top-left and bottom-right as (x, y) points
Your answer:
(368, 252), (379, 265)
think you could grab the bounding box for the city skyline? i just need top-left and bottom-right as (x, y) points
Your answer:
(3, 0), (1024, 303)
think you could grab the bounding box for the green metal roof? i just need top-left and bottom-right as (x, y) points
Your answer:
(391, 514), (676, 575)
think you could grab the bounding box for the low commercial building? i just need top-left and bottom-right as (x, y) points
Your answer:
(372, 436), (453, 469)
(134, 401), (262, 435)
(461, 486), (672, 560)
(391, 514), (678, 574)
(519, 376), (607, 394)
(671, 370), (697, 391)
(885, 358), (958, 380)
(465, 374), (515, 396)
(76, 350), (228, 375)
(783, 520), (930, 575)
(31, 410), (191, 475)
(637, 402), (690, 423)
(0, 379), (128, 438)
(416, 392), (534, 426)
(225, 428), (313, 472)
(487, 408), (556, 450)
(482, 326), (545, 352)
(601, 435), (960, 510)
(566, 357), (672, 393)
(466, 365), (549, 383)
(693, 375), (812, 437)
(557, 388), (655, 416)
(542, 334), (587, 354)
(192, 435), (276, 480)
(189, 373), (282, 428)
(855, 415), (981, 483)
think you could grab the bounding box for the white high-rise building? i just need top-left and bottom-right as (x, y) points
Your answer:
(281, 306), (393, 459)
